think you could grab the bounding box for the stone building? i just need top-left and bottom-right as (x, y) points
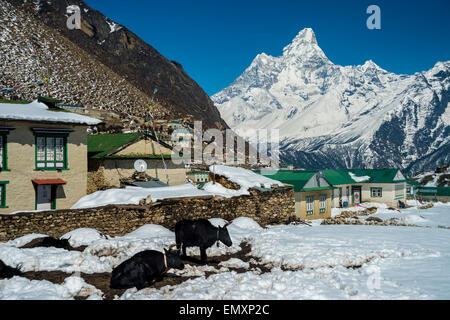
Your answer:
(87, 132), (189, 191)
(0, 99), (101, 213)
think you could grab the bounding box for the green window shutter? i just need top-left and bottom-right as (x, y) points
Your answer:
(0, 181), (9, 208)
(306, 195), (315, 216)
(319, 194), (327, 214)
(0, 134), (10, 171)
(35, 133), (69, 171)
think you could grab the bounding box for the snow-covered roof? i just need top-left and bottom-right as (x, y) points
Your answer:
(210, 165), (284, 189)
(0, 100), (102, 125)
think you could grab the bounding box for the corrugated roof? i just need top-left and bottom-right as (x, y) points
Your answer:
(254, 170), (332, 192)
(88, 132), (144, 158)
(437, 187), (450, 196)
(323, 169), (405, 185)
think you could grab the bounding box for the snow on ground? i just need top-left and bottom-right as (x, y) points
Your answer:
(61, 228), (107, 247)
(1, 202), (450, 300)
(0, 276), (101, 300)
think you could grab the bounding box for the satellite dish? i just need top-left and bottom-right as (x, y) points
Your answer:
(134, 159), (147, 172)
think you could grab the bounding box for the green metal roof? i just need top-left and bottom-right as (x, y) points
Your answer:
(437, 187), (450, 196)
(254, 170), (333, 192)
(406, 178), (423, 186)
(88, 132), (144, 158)
(323, 169), (405, 185)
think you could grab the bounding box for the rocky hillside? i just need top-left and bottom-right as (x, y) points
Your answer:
(1, 0), (227, 130)
(413, 164), (450, 187)
(212, 28), (450, 175)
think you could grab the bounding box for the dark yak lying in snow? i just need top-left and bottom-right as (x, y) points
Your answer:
(20, 236), (71, 250)
(175, 219), (232, 264)
(39, 237), (71, 250)
(110, 249), (184, 290)
(0, 260), (22, 279)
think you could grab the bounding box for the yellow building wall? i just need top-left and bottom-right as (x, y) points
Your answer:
(0, 121), (88, 214)
(100, 159), (187, 187)
(361, 182), (406, 207)
(115, 138), (172, 156)
(294, 190), (332, 220)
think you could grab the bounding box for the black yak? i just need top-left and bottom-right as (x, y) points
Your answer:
(0, 260), (22, 279)
(175, 219), (232, 264)
(38, 237), (71, 250)
(110, 248), (184, 290)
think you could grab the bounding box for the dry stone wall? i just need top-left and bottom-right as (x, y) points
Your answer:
(0, 188), (296, 241)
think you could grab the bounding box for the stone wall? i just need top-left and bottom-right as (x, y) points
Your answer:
(0, 187), (295, 241)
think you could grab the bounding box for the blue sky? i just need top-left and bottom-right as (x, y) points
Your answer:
(85, 0), (450, 96)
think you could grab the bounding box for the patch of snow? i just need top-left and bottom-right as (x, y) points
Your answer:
(71, 184), (213, 209)
(0, 276), (101, 300)
(210, 165), (283, 189)
(61, 228), (106, 247)
(219, 258), (250, 269)
(349, 172), (370, 182)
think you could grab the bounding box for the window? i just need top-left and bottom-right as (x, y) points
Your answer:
(0, 134), (8, 171)
(395, 183), (404, 199)
(319, 194), (327, 214)
(371, 187), (382, 198)
(35, 135), (67, 170)
(0, 181), (9, 208)
(306, 195), (315, 216)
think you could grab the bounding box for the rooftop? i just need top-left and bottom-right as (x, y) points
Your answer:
(88, 132), (144, 159)
(0, 100), (101, 125)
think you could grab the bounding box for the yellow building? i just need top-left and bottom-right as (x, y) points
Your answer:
(87, 132), (189, 191)
(322, 169), (407, 208)
(0, 99), (101, 213)
(256, 170), (334, 220)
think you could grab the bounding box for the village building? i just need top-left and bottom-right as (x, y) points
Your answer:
(322, 169), (407, 208)
(87, 132), (189, 192)
(187, 170), (210, 183)
(416, 186), (450, 202)
(256, 170), (334, 220)
(406, 178), (422, 198)
(0, 99), (101, 213)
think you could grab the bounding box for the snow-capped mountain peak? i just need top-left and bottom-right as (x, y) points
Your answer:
(212, 28), (450, 174)
(282, 28), (329, 63)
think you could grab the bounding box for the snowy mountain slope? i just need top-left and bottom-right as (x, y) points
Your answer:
(212, 28), (450, 174)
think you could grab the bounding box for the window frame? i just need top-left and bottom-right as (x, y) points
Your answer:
(0, 133), (11, 172)
(0, 181), (9, 208)
(306, 195), (315, 216)
(34, 133), (69, 171)
(370, 187), (383, 198)
(319, 194), (327, 214)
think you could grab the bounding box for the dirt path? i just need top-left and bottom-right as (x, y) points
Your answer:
(11, 241), (273, 300)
